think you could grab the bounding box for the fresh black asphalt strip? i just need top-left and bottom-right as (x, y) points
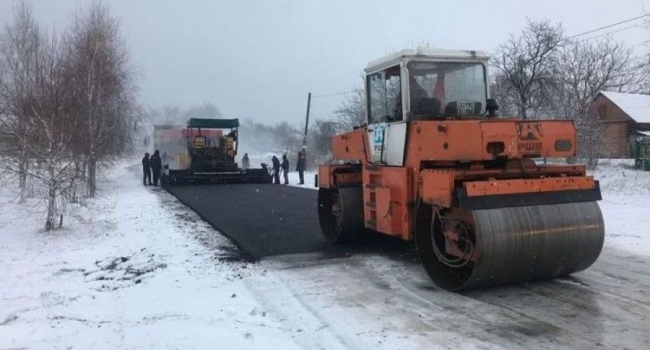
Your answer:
(164, 183), (417, 260)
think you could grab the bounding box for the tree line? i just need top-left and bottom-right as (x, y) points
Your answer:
(237, 119), (337, 169)
(0, 2), (137, 230)
(144, 102), (223, 125)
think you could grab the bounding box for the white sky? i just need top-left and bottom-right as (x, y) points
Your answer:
(1, 0), (650, 125)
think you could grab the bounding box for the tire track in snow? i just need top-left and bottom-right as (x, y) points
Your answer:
(242, 273), (358, 350)
(263, 253), (645, 349)
(264, 255), (514, 349)
(344, 258), (582, 349)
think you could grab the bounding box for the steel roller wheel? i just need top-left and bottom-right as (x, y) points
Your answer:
(415, 201), (605, 291)
(318, 187), (364, 243)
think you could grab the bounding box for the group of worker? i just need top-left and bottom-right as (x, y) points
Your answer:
(241, 150), (307, 185)
(142, 150), (162, 186)
(143, 150), (307, 186)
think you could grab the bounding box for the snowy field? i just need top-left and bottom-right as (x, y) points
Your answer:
(592, 159), (650, 256)
(1, 158), (649, 349)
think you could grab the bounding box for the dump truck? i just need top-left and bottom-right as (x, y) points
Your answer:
(154, 118), (271, 185)
(317, 49), (604, 290)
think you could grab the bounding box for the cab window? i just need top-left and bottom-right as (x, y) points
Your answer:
(366, 65), (402, 124)
(408, 61), (487, 118)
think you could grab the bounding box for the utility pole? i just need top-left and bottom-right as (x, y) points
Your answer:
(303, 92), (311, 150)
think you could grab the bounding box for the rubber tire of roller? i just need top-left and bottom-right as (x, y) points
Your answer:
(318, 187), (364, 243)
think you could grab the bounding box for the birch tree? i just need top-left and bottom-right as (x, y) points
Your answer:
(0, 3), (79, 229)
(25, 34), (79, 229)
(65, 3), (135, 197)
(0, 1), (40, 202)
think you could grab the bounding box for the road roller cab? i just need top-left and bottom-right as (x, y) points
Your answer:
(317, 48), (605, 291)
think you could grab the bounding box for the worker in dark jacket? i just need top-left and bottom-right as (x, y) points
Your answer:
(150, 150), (162, 186)
(281, 154), (290, 185)
(242, 153), (250, 170)
(271, 155), (281, 184)
(296, 150), (306, 184)
(142, 153), (152, 186)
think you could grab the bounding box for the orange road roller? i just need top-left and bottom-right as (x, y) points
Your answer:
(318, 49), (604, 291)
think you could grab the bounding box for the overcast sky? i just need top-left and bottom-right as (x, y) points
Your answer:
(1, 0), (650, 125)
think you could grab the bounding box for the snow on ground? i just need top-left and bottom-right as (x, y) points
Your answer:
(1, 158), (649, 349)
(0, 160), (324, 349)
(590, 159), (650, 257)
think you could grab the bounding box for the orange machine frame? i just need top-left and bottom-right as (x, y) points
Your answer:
(319, 119), (599, 241)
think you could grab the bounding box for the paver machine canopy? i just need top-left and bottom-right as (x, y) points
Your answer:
(318, 48), (604, 290)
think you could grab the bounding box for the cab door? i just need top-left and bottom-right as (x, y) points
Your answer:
(366, 64), (407, 166)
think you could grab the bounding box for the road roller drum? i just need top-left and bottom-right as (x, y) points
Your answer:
(415, 201), (605, 290)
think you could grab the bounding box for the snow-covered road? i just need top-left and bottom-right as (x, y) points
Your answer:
(1, 159), (649, 349)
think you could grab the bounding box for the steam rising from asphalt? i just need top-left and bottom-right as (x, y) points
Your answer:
(237, 125), (286, 169)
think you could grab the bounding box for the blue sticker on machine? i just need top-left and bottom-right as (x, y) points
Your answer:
(373, 126), (384, 144)
(373, 126), (385, 153)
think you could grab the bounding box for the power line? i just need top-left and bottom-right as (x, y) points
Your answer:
(312, 89), (361, 98)
(566, 13), (649, 39)
(578, 22), (647, 42)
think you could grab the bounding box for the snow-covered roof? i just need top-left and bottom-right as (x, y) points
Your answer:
(600, 91), (650, 124)
(637, 130), (650, 136)
(366, 48), (490, 72)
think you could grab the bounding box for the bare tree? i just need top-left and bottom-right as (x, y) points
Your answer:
(237, 119), (303, 158)
(142, 105), (171, 125)
(64, 3), (136, 197)
(492, 19), (564, 119)
(560, 39), (637, 116)
(0, 1), (140, 228)
(0, 1), (40, 202)
(0, 3), (79, 229)
(552, 38), (643, 167)
(183, 102), (222, 119)
(27, 32), (79, 229)
(238, 119), (277, 156)
(273, 121), (301, 155)
(160, 104), (181, 124)
(307, 119), (339, 167)
(489, 74), (519, 117)
(334, 88), (366, 131)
